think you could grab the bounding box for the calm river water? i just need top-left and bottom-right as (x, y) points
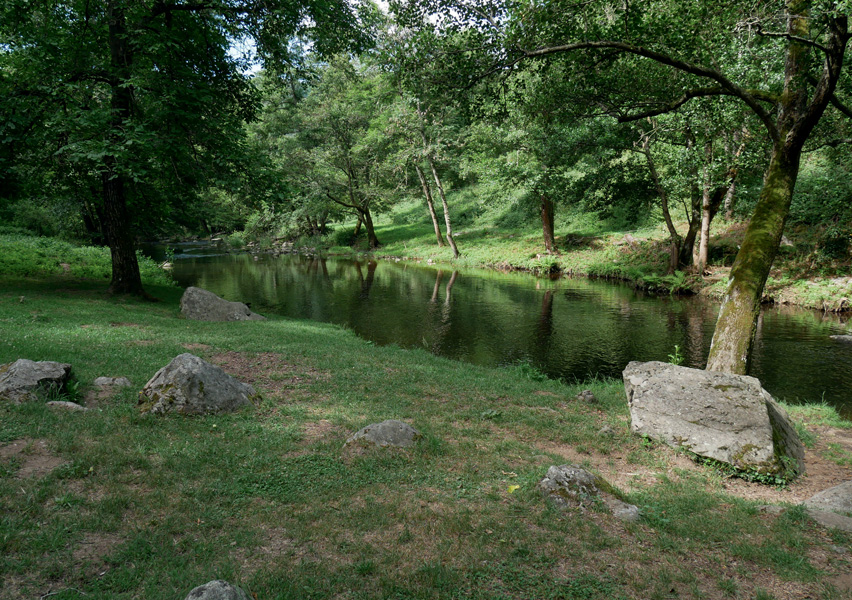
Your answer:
(151, 244), (852, 418)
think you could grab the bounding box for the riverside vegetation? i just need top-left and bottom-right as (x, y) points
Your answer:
(2, 233), (852, 599)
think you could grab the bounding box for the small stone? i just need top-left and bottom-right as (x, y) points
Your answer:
(598, 425), (615, 437)
(604, 497), (641, 522)
(93, 376), (132, 387)
(46, 401), (88, 412)
(345, 420), (421, 448)
(830, 335), (852, 344)
(185, 580), (250, 600)
(757, 505), (786, 515)
(804, 480), (852, 516)
(576, 389), (597, 403)
(831, 545), (849, 555)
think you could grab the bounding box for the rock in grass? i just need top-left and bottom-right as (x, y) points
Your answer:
(46, 400), (87, 412)
(805, 481), (852, 516)
(830, 335), (852, 343)
(185, 580), (250, 600)
(538, 464), (640, 522)
(180, 286), (266, 322)
(139, 353), (256, 415)
(576, 389), (597, 403)
(623, 361), (805, 477)
(93, 376), (132, 387)
(345, 420), (421, 448)
(0, 359), (72, 403)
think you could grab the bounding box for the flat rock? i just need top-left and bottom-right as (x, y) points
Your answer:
(93, 376), (132, 387)
(538, 464), (640, 522)
(623, 361), (804, 476)
(830, 335), (852, 343)
(180, 286), (265, 322)
(804, 480), (852, 516)
(807, 508), (852, 533)
(345, 420), (421, 448)
(139, 353), (256, 415)
(46, 400), (87, 412)
(0, 359), (72, 403)
(185, 580), (250, 600)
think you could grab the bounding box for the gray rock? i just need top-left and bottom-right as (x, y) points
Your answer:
(0, 359), (72, 403)
(623, 361), (804, 476)
(830, 335), (852, 343)
(806, 508), (852, 533)
(538, 464), (640, 522)
(180, 286), (266, 322)
(345, 420), (421, 448)
(804, 480), (852, 516)
(185, 580), (250, 600)
(139, 353), (256, 415)
(93, 376), (132, 387)
(46, 400), (88, 412)
(597, 425), (615, 437)
(576, 389), (597, 403)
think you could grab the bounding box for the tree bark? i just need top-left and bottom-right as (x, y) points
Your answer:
(428, 156), (460, 258)
(540, 193), (559, 254)
(705, 148), (800, 373)
(415, 164), (445, 247)
(697, 182), (730, 273)
(641, 137), (681, 274)
(103, 1), (144, 296)
(362, 206), (380, 249)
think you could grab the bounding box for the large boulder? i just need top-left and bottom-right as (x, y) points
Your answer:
(345, 420), (422, 448)
(185, 580), (250, 600)
(0, 359), (72, 403)
(139, 353), (256, 415)
(623, 361), (805, 476)
(180, 286), (266, 322)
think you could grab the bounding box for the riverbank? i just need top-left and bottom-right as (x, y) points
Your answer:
(268, 212), (852, 317)
(2, 266), (852, 598)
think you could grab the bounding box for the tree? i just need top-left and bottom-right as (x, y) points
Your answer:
(0, 0), (371, 295)
(394, 0), (852, 374)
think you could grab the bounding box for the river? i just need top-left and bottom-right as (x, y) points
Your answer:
(148, 243), (852, 418)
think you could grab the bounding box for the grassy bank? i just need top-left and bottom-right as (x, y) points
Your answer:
(2, 248), (852, 598)
(282, 195), (852, 316)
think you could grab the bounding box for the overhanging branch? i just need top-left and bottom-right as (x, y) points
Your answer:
(521, 40), (780, 144)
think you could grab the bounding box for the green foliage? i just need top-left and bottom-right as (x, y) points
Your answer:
(667, 345), (684, 366)
(0, 234), (173, 286)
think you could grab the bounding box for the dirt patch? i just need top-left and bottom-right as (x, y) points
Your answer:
(209, 351), (324, 396)
(109, 322), (143, 328)
(302, 420), (344, 443)
(537, 424), (852, 508)
(72, 532), (123, 577)
(0, 438), (67, 478)
(181, 343), (211, 351)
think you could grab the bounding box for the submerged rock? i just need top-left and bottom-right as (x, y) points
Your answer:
(345, 420), (421, 448)
(180, 286), (266, 322)
(623, 361), (804, 477)
(139, 353), (256, 415)
(0, 359), (72, 403)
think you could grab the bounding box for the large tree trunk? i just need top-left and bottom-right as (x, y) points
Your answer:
(706, 147), (800, 373)
(415, 164), (445, 247)
(706, 3), (844, 373)
(103, 1), (144, 295)
(102, 170), (143, 295)
(428, 156), (460, 259)
(540, 193), (559, 254)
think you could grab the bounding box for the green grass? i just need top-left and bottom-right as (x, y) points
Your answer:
(0, 243), (850, 599)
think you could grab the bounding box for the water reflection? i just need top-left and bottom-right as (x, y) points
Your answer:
(163, 252), (852, 417)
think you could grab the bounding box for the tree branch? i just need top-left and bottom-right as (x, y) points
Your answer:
(521, 40), (780, 144)
(755, 25), (828, 53)
(616, 87), (729, 122)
